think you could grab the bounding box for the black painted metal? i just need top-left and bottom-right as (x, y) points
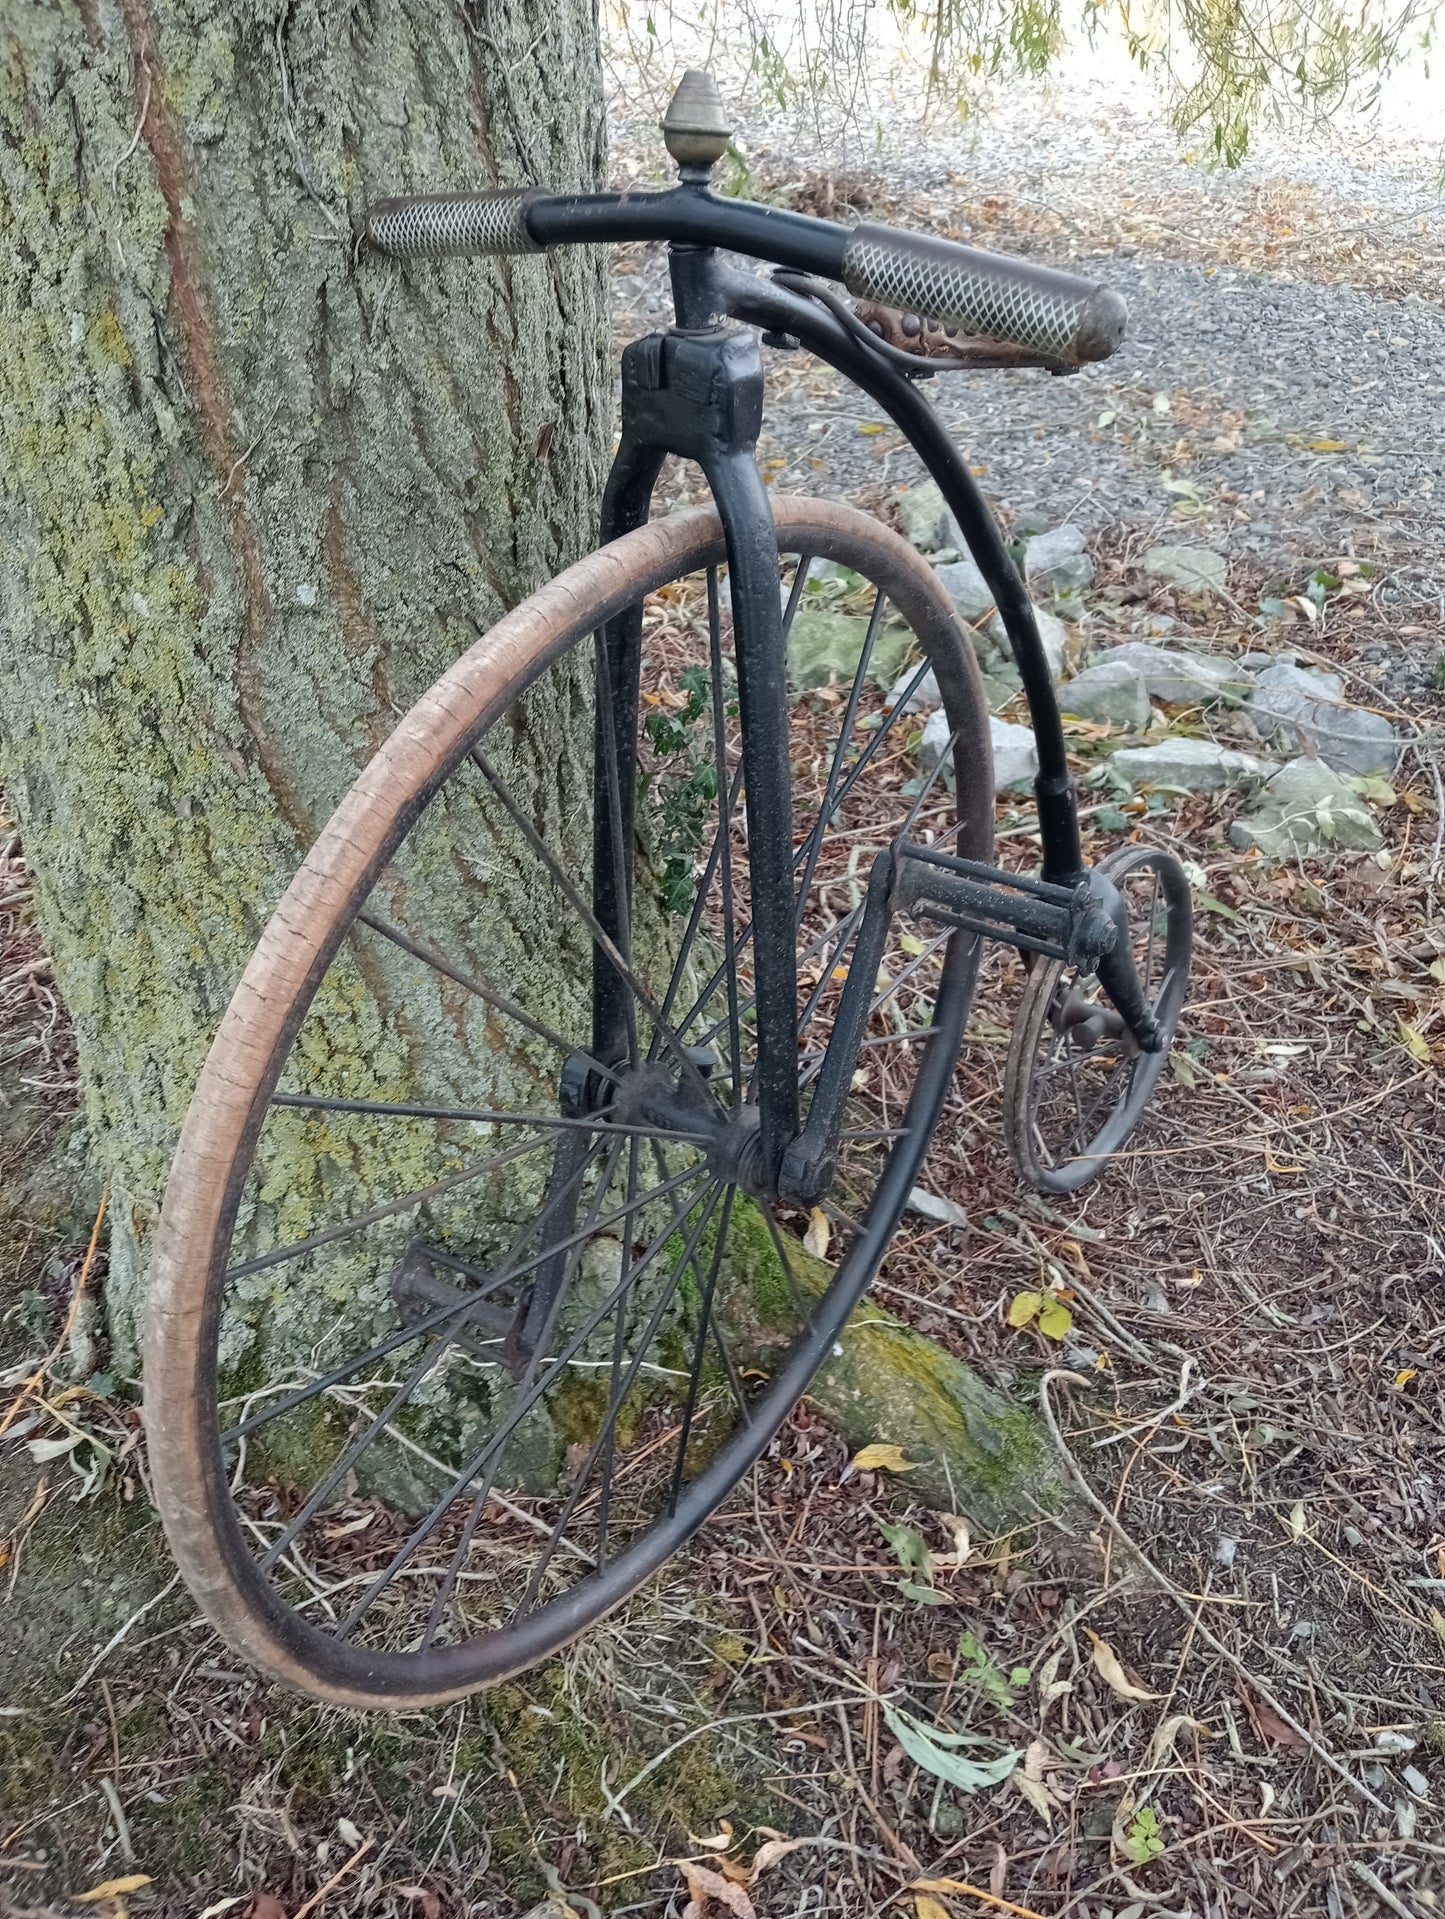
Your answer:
(719, 269), (1087, 886)
(595, 287), (801, 1188)
(525, 187), (851, 280)
(779, 847), (897, 1205)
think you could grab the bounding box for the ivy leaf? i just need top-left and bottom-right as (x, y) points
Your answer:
(1036, 1298), (1073, 1340)
(879, 1520), (933, 1585)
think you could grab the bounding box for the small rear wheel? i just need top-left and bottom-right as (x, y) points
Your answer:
(1003, 844), (1192, 1194)
(145, 496), (993, 1707)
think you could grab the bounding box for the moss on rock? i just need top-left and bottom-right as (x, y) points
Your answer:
(715, 1200), (1072, 1533)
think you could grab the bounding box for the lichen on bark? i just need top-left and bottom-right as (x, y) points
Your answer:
(0, 1), (609, 1367)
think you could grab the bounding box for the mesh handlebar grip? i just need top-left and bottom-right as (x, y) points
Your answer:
(842, 223), (1126, 366)
(366, 188), (546, 258)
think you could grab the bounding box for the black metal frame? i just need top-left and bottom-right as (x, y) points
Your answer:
(586, 236), (1157, 1204)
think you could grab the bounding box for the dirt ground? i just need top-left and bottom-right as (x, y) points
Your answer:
(3, 65), (1444, 1919)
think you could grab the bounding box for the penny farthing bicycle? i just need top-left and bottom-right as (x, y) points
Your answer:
(145, 73), (1192, 1706)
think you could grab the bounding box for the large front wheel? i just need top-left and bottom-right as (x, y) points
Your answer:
(145, 497), (994, 1707)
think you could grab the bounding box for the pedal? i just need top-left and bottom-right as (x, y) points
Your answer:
(389, 1242), (514, 1357)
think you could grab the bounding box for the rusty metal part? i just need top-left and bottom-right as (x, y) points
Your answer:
(853, 299), (1065, 368)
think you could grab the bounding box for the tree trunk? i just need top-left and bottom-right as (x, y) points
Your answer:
(0, 1), (609, 1366)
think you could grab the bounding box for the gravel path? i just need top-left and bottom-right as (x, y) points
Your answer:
(611, 57), (1445, 662)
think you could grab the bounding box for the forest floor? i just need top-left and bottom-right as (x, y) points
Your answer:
(3, 69), (1444, 1919)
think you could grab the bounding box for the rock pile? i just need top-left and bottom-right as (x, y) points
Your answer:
(862, 483), (1406, 860)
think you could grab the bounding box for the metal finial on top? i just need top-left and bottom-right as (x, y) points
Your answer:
(661, 69), (733, 174)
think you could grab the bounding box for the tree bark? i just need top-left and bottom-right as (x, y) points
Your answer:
(0, 1), (609, 1365)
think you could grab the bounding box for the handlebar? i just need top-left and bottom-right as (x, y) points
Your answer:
(365, 185), (1126, 369)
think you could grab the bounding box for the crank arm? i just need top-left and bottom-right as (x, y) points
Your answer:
(778, 847), (898, 1206)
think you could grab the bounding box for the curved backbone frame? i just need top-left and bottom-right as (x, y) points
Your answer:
(719, 268), (1086, 888)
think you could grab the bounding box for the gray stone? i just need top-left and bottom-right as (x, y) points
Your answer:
(1057, 658), (1150, 728)
(1228, 757), (1384, 858)
(982, 604), (1068, 682)
(1024, 523), (1095, 601)
(934, 555), (997, 625)
(1099, 641), (1247, 705)
(884, 663), (940, 713)
(788, 610), (914, 692)
(1239, 650), (1288, 672)
(896, 481), (962, 554)
(1110, 737), (1276, 792)
(906, 1187), (968, 1227)
(920, 708), (1038, 794)
(1253, 660), (1346, 701)
(1142, 544), (1229, 594)
(1135, 612), (1180, 637)
(981, 668), (1022, 713)
(1246, 661), (1400, 776)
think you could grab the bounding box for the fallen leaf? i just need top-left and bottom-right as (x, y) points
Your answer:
(1036, 1647), (1073, 1706)
(851, 1442), (919, 1475)
(1254, 1697), (1310, 1750)
(249, 1897), (289, 1919)
(803, 1208), (830, 1258)
(394, 1891), (440, 1919)
(1007, 1290), (1043, 1328)
(1395, 1368), (1418, 1389)
(76, 1879), (153, 1904)
(196, 1902), (245, 1919)
(747, 1838), (806, 1883)
(1087, 1632), (1159, 1702)
(1146, 1713), (1212, 1767)
(1398, 1019), (1431, 1063)
(915, 1897), (952, 1919)
(911, 1882), (1050, 1919)
(337, 1818), (364, 1849)
(683, 1863), (756, 1918)
(882, 1704), (1020, 1791)
(1036, 1297), (1073, 1340)
(935, 1513), (971, 1567)
(1015, 1769), (1054, 1824)
(1287, 1500), (1308, 1541)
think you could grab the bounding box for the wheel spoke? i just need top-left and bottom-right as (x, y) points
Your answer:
(472, 746), (711, 1102)
(224, 1127), (569, 1282)
(594, 1139), (642, 1566)
(268, 1090), (708, 1143)
(1143, 869), (1161, 990)
(357, 909), (586, 1065)
(418, 1132), (631, 1647)
(512, 1178), (728, 1617)
(793, 587), (888, 924)
(333, 1165), (714, 1641)
(667, 1184), (738, 1515)
(221, 1136), (696, 1444)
